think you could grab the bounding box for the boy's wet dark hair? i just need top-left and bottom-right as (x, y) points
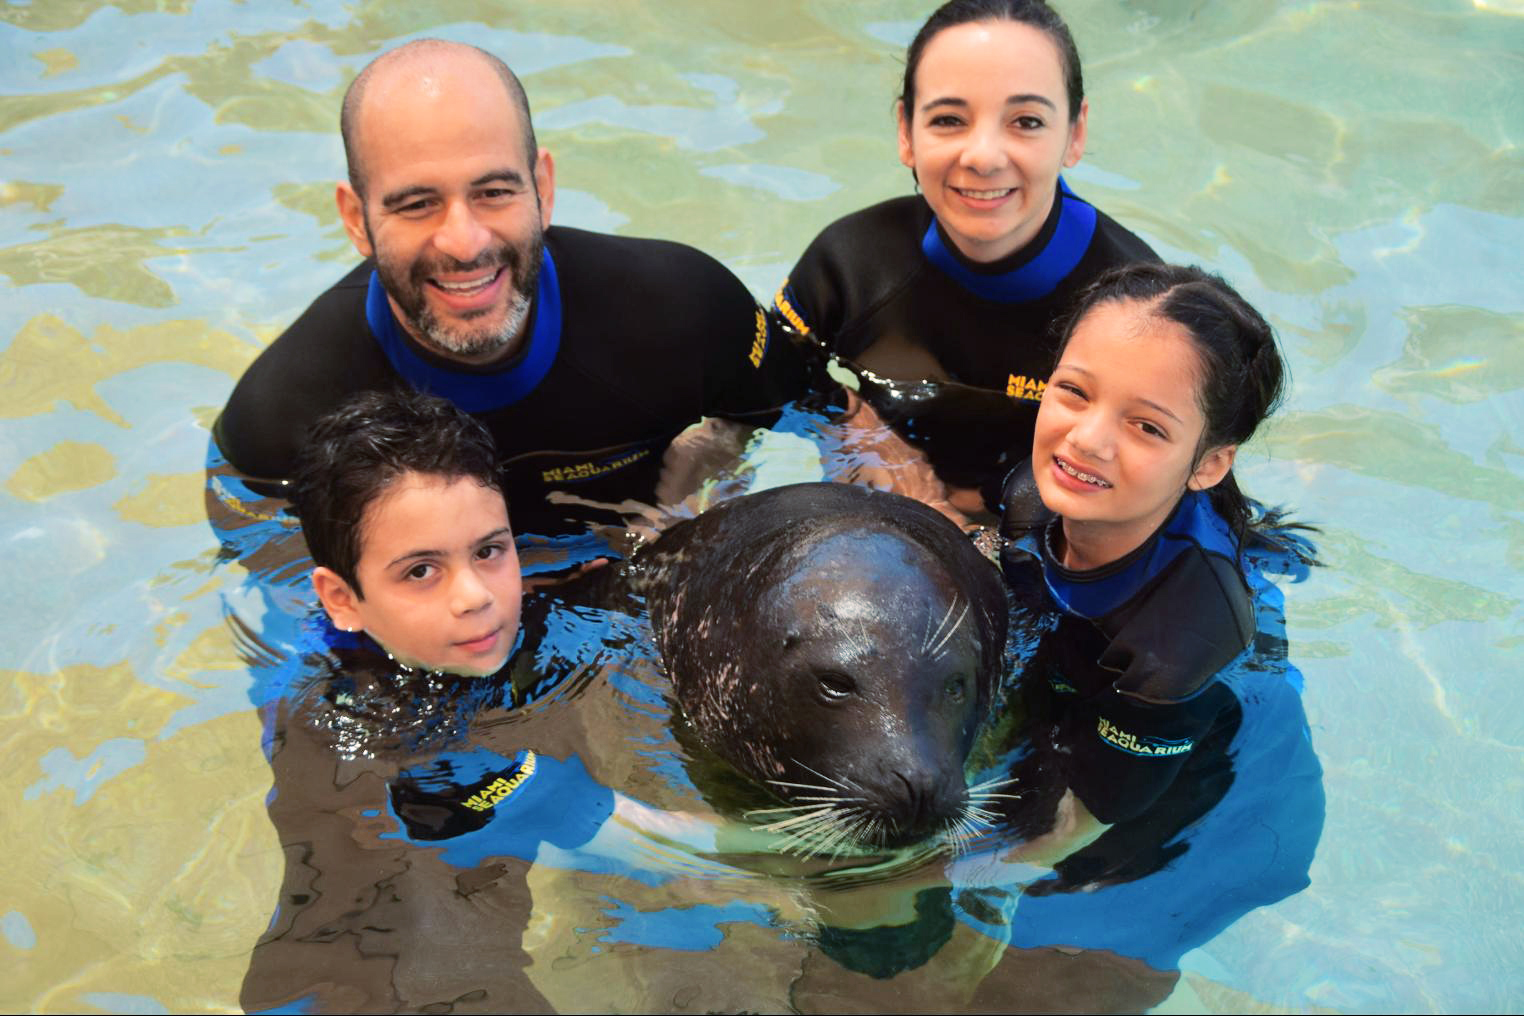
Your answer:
(291, 389), (502, 598)
(902, 0), (1085, 124)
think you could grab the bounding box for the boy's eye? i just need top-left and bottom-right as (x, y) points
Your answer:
(404, 562), (436, 581)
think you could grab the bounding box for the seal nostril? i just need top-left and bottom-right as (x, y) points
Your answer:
(894, 769), (932, 826)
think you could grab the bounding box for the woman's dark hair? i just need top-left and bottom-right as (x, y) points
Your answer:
(902, 0), (1084, 124)
(1057, 262), (1315, 557)
(290, 389), (503, 597)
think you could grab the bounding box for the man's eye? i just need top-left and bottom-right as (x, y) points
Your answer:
(396, 199), (434, 216)
(476, 543), (503, 561)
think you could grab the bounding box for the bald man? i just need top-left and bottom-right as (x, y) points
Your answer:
(215, 40), (808, 532)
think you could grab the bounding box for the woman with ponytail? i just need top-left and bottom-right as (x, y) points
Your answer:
(774, 0), (1158, 511)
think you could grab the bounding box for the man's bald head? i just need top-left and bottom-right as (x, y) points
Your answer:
(340, 39), (537, 199)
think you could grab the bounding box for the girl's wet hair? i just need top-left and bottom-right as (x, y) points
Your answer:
(1058, 262), (1313, 555)
(291, 389), (502, 597)
(902, 0), (1085, 123)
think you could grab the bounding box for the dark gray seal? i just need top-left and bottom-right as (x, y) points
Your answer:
(631, 482), (1009, 851)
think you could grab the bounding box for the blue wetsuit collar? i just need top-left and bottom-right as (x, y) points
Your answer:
(1042, 491), (1238, 619)
(364, 248), (563, 412)
(921, 177), (1098, 303)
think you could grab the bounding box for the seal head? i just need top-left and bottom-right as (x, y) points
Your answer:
(636, 483), (1008, 850)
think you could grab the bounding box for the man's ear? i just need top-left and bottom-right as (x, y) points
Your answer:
(336, 182), (373, 257)
(1187, 444), (1237, 491)
(312, 566), (364, 632)
(534, 149), (556, 227)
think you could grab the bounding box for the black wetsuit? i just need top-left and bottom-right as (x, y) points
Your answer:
(773, 182), (1157, 493)
(216, 226), (809, 532)
(998, 464), (1252, 829)
(984, 464), (1324, 971)
(241, 621), (612, 1014)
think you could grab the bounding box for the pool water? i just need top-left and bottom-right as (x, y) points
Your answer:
(3, 1), (1522, 1012)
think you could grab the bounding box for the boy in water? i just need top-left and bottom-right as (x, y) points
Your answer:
(290, 388), (522, 677)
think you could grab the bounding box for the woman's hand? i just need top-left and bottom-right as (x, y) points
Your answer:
(830, 391), (973, 530)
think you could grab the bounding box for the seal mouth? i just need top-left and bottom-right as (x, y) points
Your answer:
(745, 769), (1020, 858)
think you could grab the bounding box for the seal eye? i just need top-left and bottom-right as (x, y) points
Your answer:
(945, 676), (967, 703)
(817, 670), (856, 700)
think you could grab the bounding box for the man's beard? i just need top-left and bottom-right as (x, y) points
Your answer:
(374, 226), (544, 362)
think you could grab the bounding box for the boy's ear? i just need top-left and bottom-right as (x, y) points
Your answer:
(312, 566), (363, 632)
(1187, 444), (1237, 492)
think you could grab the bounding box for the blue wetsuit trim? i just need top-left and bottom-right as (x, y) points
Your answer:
(1043, 492), (1239, 619)
(920, 178), (1098, 303)
(364, 249), (563, 412)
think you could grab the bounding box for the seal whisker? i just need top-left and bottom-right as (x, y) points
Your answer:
(812, 808), (867, 859)
(746, 798), (860, 818)
(793, 761), (856, 793)
(745, 804), (830, 818)
(941, 819), (969, 857)
(811, 815), (854, 858)
(754, 807), (843, 833)
(766, 778), (841, 793)
(925, 598), (970, 660)
(966, 773), (1020, 793)
(791, 794), (869, 804)
(921, 595), (960, 655)
(775, 812), (849, 857)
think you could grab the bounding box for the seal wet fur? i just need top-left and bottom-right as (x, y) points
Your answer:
(631, 482), (1009, 852)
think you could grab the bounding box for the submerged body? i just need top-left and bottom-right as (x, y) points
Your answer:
(631, 482), (1009, 850)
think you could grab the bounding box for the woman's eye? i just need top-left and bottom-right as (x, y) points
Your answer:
(927, 114), (964, 128)
(1014, 115), (1045, 130)
(1137, 420), (1168, 439)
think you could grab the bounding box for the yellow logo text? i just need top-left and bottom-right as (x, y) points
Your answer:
(772, 282), (810, 336)
(461, 751), (538, 812)
(1096, 717), (1192, 757)
(749, 308), (768, 368)
(1006, 374), (1047, 402)
(541, 448), (651, 485)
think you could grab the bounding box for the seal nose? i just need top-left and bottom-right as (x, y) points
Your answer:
(885, 767), (963, 845)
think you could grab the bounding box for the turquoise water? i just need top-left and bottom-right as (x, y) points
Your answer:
(3, 1), (1523, 1011)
